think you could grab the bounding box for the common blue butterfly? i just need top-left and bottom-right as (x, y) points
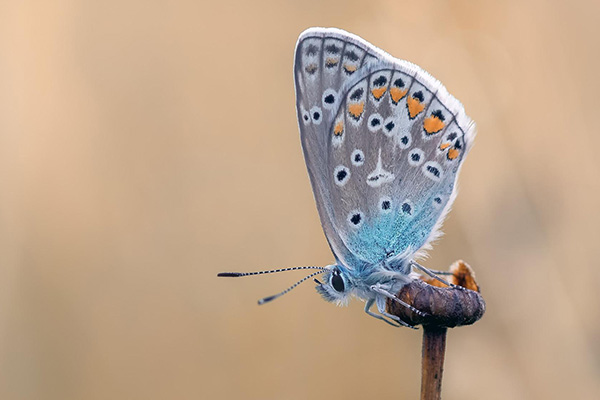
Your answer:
(219, 28), (475, 328)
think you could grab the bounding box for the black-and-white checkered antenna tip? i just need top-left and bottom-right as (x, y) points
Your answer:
(258, 270), (326, 305)
(217, 266), (325, 278)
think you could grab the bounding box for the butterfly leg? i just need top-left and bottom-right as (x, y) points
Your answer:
(370, 284), (429, 318)
(422, 269), (454, 276)
(379, 311), (418, 330)
(364, 298), (403, 327)
(367, 299), (416, 329)
(410, 261), (466, 291)
(374, 295), (418, 329)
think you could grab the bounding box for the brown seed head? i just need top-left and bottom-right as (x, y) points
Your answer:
(386, 260), (486, 328)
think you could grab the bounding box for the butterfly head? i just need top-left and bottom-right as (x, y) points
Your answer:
(315, 265), (354, 305)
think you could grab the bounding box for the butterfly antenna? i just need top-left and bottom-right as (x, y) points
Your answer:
(217, 266), (325, 278)
(258, 270), (325, 305)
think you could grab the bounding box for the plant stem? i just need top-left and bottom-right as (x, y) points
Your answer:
(420, 326), (447, 400)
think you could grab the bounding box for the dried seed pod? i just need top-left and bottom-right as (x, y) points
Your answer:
(386, 260), (485, 328)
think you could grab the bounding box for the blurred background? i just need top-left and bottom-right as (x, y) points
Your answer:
(1, 1), (599, 399)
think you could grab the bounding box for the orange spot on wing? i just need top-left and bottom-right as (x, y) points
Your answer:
(305, 64), (318, 74)
(371, 87), (387, 100)
(447, 148), (459, 160)
(389, 87), (408, 104)
(424, 116), (445, 134)
(439, 142), (451, 150)
(348, 102), (365, 119)
(406, 97), (425, 118)
(325, 58), (339, 67)
(343, 64), (357, 74)
(334, 121), (344, 136)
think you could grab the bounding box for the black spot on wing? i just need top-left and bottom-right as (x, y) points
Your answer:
(325, 44), (340, 54)
(374, 76), (387, 86)
(305, 44), (319, 56)
(401, 203), (412, 215)
(350, 88), (364, 101)
(432, 109), (445, 121)
(345, 50), (360, 61)
(427, 165), (440, 178)
(350, 213), (362, 225)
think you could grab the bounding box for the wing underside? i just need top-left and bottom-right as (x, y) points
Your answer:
(294, 28), (475, 270)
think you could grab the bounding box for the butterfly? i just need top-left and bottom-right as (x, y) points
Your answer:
(219, 27), (475, 328)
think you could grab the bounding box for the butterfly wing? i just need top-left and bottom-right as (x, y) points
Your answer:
(294, 28), (380, 269)
(294, 28), (475, 270)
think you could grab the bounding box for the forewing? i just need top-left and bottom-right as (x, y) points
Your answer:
(294, 28), (379, 269)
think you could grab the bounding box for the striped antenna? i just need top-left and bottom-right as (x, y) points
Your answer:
(258, 270), (325, 305)
(217, 266), (325, 277)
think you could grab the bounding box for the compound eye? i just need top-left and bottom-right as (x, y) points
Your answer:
(331, 270), (345, 292)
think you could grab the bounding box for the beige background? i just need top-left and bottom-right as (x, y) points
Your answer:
(1, 1), (599, 399)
